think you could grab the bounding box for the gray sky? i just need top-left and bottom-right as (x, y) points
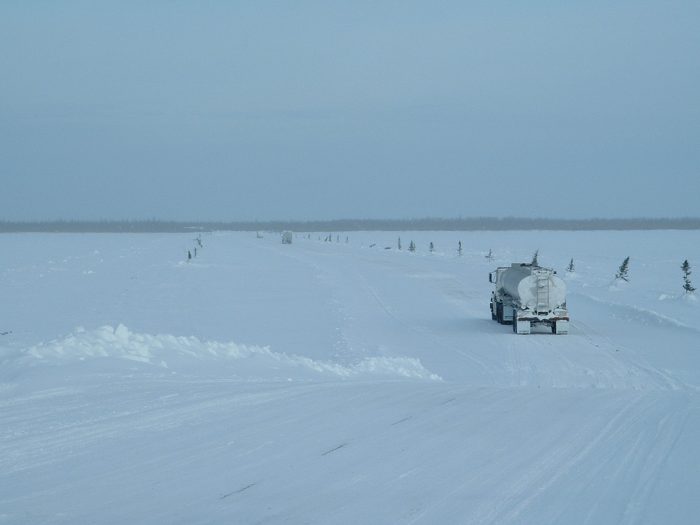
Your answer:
(1, 1), (698, 221)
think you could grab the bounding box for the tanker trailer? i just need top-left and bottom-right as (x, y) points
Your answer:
(489, 263), (569, 334)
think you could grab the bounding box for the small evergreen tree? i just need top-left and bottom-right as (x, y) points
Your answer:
(566, 258), (575, 273)
(615, 256), (630, 282)
(458, 241), (462, 256)
(398, 237), (402, 250)
(409, 240), (416, 252)
(682, 260), (695, 293)
(486, 249), (494, 261)
(531, 249), (539, 266)
(429, 242), (434, 253)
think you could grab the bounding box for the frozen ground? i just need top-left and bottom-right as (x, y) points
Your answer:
(1, 230), (699, 524)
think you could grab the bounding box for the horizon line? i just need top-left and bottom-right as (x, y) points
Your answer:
(2, 217), (700, 233)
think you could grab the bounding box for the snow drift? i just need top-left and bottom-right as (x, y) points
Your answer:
(11, 325), (441, 382)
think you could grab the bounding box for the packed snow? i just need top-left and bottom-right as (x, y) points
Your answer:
(1, 230), (699, 524)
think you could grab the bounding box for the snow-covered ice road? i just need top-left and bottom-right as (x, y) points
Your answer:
(1, 231), (699, 524)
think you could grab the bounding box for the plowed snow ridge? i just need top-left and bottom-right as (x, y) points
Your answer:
(17, 325), (442, 381)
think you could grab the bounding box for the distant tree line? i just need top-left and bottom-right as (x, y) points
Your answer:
(2, 217), (700, 233)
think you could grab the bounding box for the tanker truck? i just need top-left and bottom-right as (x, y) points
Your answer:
(489, 263), (569, 334)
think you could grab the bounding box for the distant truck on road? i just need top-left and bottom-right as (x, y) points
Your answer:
(489, 263), (569, 334)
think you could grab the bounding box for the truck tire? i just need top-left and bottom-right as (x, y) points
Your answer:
(491, 301), (497, 320)
(496, 302), (503, 324)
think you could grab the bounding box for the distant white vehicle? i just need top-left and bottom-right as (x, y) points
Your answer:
(489, 263), (569, 334)
(281, 231), (293, 244)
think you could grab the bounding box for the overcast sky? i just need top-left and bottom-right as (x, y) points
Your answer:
(1, 1), (698, 221)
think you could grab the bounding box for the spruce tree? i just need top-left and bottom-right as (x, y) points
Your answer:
(398, 237), (402, 250)
(616, 256), (630, 282)
(486, 249), (494, 261)
(682, 260), (695, 293)
(458, 241), (462, 256)
(566, 258), (575, 273)
(429, 242), (434, 253)
(531, 249), (539, 266)
(409, 240), (416, 252)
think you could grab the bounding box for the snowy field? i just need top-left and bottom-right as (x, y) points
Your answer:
(1, 230), (699, 524)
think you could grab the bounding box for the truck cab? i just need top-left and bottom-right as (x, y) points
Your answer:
(489, 267), (514, 324)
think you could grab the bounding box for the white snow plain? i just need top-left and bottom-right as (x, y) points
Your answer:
(1, 230), (699, 524)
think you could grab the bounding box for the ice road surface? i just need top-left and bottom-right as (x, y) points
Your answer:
(1, 231), (699, 524)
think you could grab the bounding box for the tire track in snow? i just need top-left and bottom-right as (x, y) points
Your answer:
(255, 240), (369, 363)
(466, 394), (651, 524)
(288, 239), (495, 377)
(352, 270), (498, 383)
(401, 392), (686, 525)
(263, 240), (457, 379)
(484, 394), (690, 525)
(572, 317), (688, 392)
(0, 383), (306, 475)
(618, 401), (692, 524)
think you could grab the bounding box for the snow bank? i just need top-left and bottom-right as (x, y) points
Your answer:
(573, 293), (699, 332)
(16, 325), (441, 382)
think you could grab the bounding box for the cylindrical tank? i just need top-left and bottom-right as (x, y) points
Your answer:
(500, 264), (566, 311)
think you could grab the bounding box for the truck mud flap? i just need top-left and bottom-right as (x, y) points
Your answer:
(554, 320), (569, 335)
(513, 311), (531, 334)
